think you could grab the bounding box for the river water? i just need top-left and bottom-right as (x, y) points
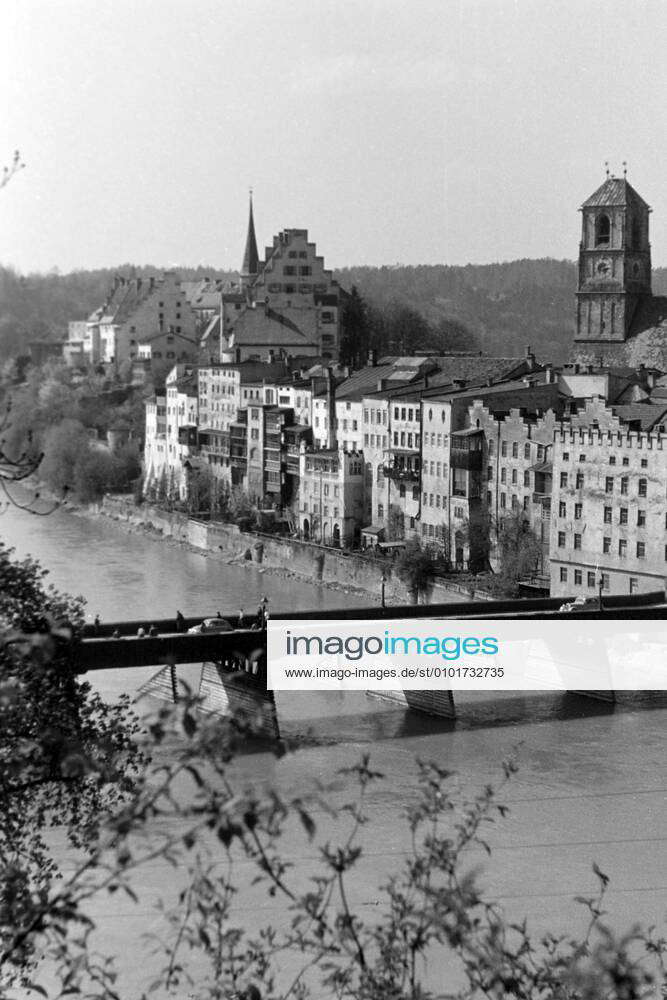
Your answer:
(3, 501), (666, 995)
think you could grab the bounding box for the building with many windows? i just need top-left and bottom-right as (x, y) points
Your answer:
(550, 399), (667, 596)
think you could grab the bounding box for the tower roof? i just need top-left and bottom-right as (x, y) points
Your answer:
(581, 176), (650, 211)
(242, 191), (259, 277)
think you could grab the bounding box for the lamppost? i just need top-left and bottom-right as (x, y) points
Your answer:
(598, 571), (605, 611)
(381, 570), (387, 608)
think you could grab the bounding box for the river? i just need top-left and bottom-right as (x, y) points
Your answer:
(3, 500), (666, 996)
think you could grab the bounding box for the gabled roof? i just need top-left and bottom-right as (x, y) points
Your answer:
(612, 403), (667, 431)
(229, 307), (316, 348)
(581, 176), (650, 210)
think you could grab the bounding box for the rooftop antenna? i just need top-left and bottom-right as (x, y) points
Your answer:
(622, 160), (627, 178)
(605, 160), (610, 178)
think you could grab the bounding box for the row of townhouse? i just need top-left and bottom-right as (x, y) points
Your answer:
(143, 351), (667, 595)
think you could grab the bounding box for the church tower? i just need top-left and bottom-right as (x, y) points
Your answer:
(240, 190), (259, 287)
(575, 171), (652, 345)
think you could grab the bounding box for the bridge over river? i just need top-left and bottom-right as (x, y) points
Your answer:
(74, 590), (667, 735)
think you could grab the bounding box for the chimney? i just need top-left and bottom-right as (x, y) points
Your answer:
(545, 366), (553, 384)
(368, 348), (377, 367)
(525, 344), (536, 370)
(647, 372), (656, 389)
(326, 367), (337, 450)
(377, 378), (387, 392)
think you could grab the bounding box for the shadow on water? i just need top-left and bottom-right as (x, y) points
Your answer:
(267, 689), (667, 748)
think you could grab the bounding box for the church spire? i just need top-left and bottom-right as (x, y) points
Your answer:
(241, 188), (259, 282)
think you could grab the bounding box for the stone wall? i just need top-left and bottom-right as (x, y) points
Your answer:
(99, 496), (490, 606)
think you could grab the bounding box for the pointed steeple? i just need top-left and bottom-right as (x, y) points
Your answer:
(241, 188), (259, 282)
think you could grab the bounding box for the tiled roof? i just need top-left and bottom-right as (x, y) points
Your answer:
(612, 403), (667, 430)
(229, 307), (316, 348)
(581, 177), (650, 209)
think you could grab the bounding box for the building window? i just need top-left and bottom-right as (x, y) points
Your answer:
(523, 470), (530, 487)
(596, 213), (611, 247)
(637, 542), (646, 559)
(620, 476), (628, 495)
(575, 472), (583, 489)
(609, 455), (616, 465)
(512, 442), (518, 459)
(587, 571), (596, 588)
(560, 567), (567, 583)
(488, 440), (494, 456)
(574, 533), (582, 550)
(619, 508), (628, 525)
(558, 531), (566, 548)
(637, 509), (646, 527)
(574, 503), (582, 519)
(603, 536), (611, 553)
(605, 477), (613, 493)
(638, 478), (647, 497)
(604, 506), (612, 524)
(500, 493), (506, 509)
(618, 539), (627, 558)
(574, 570), (582, 585)
(641, 458), (648, 468)
(560, 472), (568, 488)
(524, 443), (530, 459)
(601, 573), (610, 591)
(511, 469), (517, 485)
(501, 442), (507, 457)
(622, 456), (629, 466)
(559, 501), (566, 517)
(629, 577), (639, 594)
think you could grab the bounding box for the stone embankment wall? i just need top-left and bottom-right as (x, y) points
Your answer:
(99, 496), (491, 606)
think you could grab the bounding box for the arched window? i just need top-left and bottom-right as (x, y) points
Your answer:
(595, 214), (611, 247)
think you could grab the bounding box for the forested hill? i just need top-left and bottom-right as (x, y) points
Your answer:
(1, 259), (667, 364)
(335, 261), (667, 363)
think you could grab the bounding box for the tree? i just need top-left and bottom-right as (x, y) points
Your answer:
(0, 544), (144, 988)
(0, 151), (25, 191)
(395, 538), (436, 603)
(495, 508), (542, 595)
(1, 681), (663, 998)
(39, 419), (91, 497)
(386, 503), (405, 541)
(339, 286), (370, 369)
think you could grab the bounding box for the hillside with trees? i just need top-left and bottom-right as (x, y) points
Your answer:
(1, 260), (667, 366)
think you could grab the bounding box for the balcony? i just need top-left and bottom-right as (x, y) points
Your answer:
(383, 464), (420, 484)
(451, 429), (484, 470)
(532, 492), (551, 515)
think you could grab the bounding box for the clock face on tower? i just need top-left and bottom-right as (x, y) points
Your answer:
(596, 258), (612, 277)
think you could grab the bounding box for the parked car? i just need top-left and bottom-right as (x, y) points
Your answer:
(558, 596), (599, 613)
(188, 617), (233, 634)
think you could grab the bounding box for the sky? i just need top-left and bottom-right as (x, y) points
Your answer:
(1, 0), (666, 274)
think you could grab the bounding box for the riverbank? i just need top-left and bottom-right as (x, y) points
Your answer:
(70, 494), (489, 607)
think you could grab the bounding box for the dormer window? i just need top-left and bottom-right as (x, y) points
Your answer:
(595, 213), (611, 247)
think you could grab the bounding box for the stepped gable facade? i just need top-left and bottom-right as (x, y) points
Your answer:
(573, 172), (667, 368)
(220, 196), (346, 362)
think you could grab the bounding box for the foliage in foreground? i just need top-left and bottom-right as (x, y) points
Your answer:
(0, 543), (145, 987)
(0, 546), (665, 999)
(1, 699), (664, 998)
